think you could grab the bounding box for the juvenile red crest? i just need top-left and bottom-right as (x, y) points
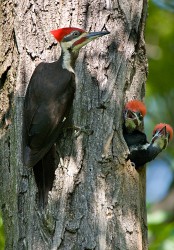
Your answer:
(153, 123), (173, 140)
(50, 27), (85, 42)
(125, 100), (146, 117)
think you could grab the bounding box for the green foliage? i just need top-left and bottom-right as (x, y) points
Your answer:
(145, 1), (174, 155)
(146, 1), (174, 96)
(148, 210), (174, 250)
(146, 1), (174, 249)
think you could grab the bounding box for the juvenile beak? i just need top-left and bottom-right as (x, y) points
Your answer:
(125, 110), (136, 119)
(151, 126), (168, 149)
(152, 126), (167, 142)
(124, 110), (141, 127)
(159, 126), (167, 136)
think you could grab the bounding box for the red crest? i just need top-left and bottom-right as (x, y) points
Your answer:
(125, 100), (146, 117)
(50, 27), (85, 42)
(153, 123), (173, 140)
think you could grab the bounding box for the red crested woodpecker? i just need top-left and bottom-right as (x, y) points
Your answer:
(23, 27), (110, 208)
(124, 100), (146, 133)
(123, 100), (147, 166)
(151, 123), (173, 150)
(128, 123), (173, 167)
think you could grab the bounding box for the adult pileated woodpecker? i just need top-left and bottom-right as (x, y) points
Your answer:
(123, 100), (173, 167)
(23, 27), (110, 208)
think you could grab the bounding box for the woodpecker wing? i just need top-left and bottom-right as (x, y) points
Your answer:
(24, 61), (75, 167)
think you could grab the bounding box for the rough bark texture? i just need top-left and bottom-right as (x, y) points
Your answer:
(0, 0), (148, 249)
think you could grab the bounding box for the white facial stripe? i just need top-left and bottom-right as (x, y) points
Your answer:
(62, 49), (74, 73)
(60, 32), (87, 72)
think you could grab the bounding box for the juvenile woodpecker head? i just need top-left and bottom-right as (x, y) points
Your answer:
(124, 100), (146, 132)
(51, 27), (109, 72)
(151, 123), (173, 149)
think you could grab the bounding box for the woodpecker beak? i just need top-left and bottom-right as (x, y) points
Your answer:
(124, 110), (142, 131)
(71, 30), (110, 52)
(86, 30), (110, 40)
(152, 126), (167, 141)
(151, 126), (169, 149)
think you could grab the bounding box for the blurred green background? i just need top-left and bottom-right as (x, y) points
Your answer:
(146, 0), (174, 249)
(0, 0), (174, 249)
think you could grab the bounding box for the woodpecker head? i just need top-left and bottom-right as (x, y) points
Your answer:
(50, 27), (109, 72)
(151, 123), (173, 150)
(51, 27), (109, 56)
(124, 100), (146, 132)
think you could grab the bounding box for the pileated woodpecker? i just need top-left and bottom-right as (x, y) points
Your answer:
(124, 100), (146, 133)
(123, 100), (173, 167)
(127, 123), (173, 167)
(23, 27), (110, 208)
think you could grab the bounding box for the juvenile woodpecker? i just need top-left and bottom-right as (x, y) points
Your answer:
(123, 100), (173, 167)
(23, 27), (110, 207)
(123, 100), (147, 149)
(124, 100), (146, 133)
(128, 123), (173, 167)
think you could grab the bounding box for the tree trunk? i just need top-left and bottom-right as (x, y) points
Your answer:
(0, 0), (148, 249)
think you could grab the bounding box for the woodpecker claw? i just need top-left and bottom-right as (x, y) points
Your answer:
(64, 125), (93, 137)
(74, 126), (93, 137)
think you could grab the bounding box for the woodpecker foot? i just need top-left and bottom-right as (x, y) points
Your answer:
(74, 126), (93, 137)
(64, 125), (93, 137)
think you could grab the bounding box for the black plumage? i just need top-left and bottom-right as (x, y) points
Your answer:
(23, 55), (75, 207)
(123, 127), (162, 168)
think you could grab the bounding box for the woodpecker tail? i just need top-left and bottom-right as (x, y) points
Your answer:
(33, 145), (56, 209)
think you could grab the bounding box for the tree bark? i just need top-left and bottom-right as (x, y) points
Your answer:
(0, 0), (148, 249)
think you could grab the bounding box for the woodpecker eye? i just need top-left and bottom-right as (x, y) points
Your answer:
(73, 31), (80, 37)
(64, 31), (80, 41)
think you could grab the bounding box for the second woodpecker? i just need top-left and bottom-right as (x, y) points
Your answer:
(23, 27), (110, 207)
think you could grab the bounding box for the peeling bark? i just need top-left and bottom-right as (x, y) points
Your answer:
(0, 0), (148, 249)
